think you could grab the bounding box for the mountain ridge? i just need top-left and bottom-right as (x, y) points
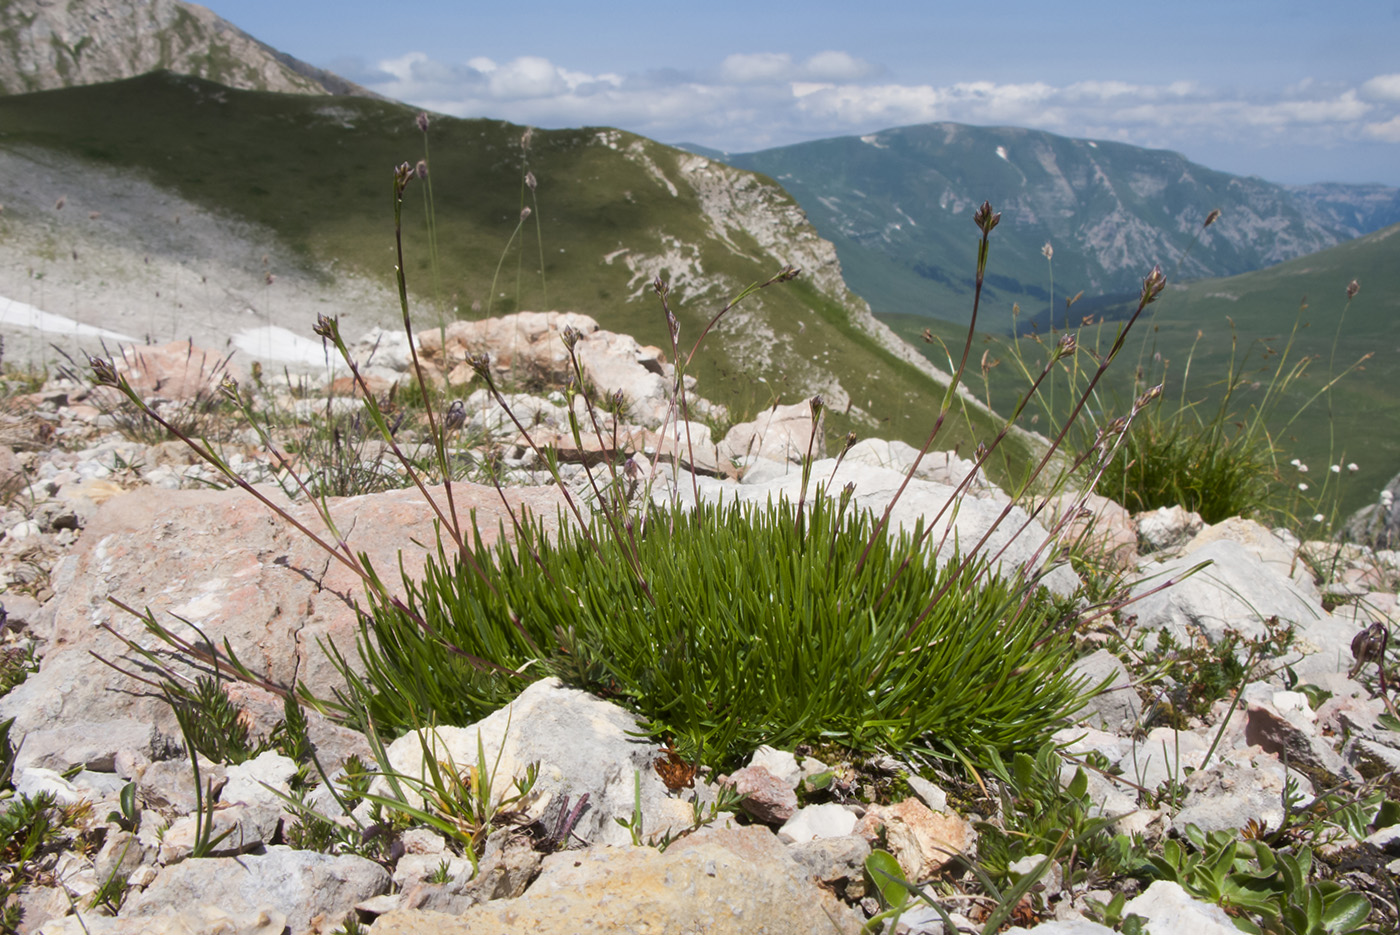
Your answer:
(708, 124), (1400, 331)
(0, 0), (376, 97)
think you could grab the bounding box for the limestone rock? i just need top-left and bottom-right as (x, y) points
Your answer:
(720, 764), (798, 825)
(855, 798), (976, 880)
(125, 847), (390, 934)
(1129, 539), (1327, 646)
(1135, 505), (1203, 554)
(369, 826), (864, 935)
(1071, 649), (1142, 734)
(0, 481), (567, 772)
(719, 402), (824, 466)
(1045, 492), (1137, 569)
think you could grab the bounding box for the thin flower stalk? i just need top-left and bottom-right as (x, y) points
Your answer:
(857, 202), (1000, 575)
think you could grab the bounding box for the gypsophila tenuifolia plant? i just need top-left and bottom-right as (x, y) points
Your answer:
(333, 495), (1089, 770)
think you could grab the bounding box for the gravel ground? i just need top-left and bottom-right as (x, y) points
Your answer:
(0, 144), (402, 374)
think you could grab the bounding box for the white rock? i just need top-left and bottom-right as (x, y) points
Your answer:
(778, 803), (858, 843)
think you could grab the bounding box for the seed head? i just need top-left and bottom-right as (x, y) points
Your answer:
(973, 201), (1000, 235)
(1347, 279), (1360, 299)
(809, 395), (824, 419)
(443, 399), (466, 432)
(1055, 333), (1076, 358)
(466, 352), (492, 378)
(219, 375), (240, 402)
(665, 309), (680, 343)
(611, 389), (626, 413)
(521, 127), (533, 151)
(1141, 266), (1167, 306)
(415, 160), (429, 180)
(520, 206), (532, 222)
(1133, 384), (1164, 410)
(1204, 208), (1221, 228)
(975, 441), (989, 462)
(313, 315), (337, 339)
(775, 265), (801, 283)
(624, 457), (641, 481)
(653, 277), (669, 298)
(843, 431), (858, 453)
(416, 112), (430, 133)
(525, 171), (537, 191)
(1041, 241), (1053, 261)
(561, 325), (582, 350)
(89, 355), (119, 388)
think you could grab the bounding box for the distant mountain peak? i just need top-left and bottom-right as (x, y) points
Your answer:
(0, 0), (375, 97)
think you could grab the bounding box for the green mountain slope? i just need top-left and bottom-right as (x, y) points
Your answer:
(719, 124), (1385, 333)
(0, 72), (1029, 462)
(954, 222), (1400, 517)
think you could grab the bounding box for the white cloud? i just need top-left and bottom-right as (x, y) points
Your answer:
(360, 49), (1400, 165)
(801, 51), (875, 82)
(721, 52), (793, 84)
(1363, 114), (1400, 142)
(1361, 74), (1400, 101)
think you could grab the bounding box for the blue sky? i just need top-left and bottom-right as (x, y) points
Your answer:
(207, 0), (1400, 186)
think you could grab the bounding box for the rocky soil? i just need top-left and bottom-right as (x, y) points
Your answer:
(0, 312), (1397, 934)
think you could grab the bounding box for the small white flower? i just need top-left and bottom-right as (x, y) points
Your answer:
(1290, 458), (1300, 467)
(1348, 462), (1359, 472)
(1297, 463), (1309, 473)
(1313, 513), (1325, 523)
(1331, 464), (1341, 474)
(1298, 482), (1309, 491)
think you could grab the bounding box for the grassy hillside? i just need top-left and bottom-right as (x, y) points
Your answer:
(0, 72), (1029, 464)
(903, 224), (1400, 518)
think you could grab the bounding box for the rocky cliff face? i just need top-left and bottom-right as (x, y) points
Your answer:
(0, 0), (372, 96)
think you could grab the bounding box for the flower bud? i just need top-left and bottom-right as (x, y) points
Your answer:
(89, 355), (119, 387)
(1346, 279), (1360, 299)
(466, 352), (492, 377)
(1141, 266), (1167, 306)
(973, 201), (1000, 235)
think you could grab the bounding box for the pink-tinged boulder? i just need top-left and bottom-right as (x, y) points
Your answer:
(719, 764), (799, 825)
(856, 798), (977, 880)
(719, 401), (825, 466)
(1043, 491), (1137, 570)
(418, 311), (598, 387)
(0, 481), (569, 772)
(417, 312), (679, 428)
(107, 340), (242, 402)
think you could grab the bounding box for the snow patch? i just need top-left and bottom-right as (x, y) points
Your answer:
(0, 295), (137, 341)
(234, 325), (343, 369)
